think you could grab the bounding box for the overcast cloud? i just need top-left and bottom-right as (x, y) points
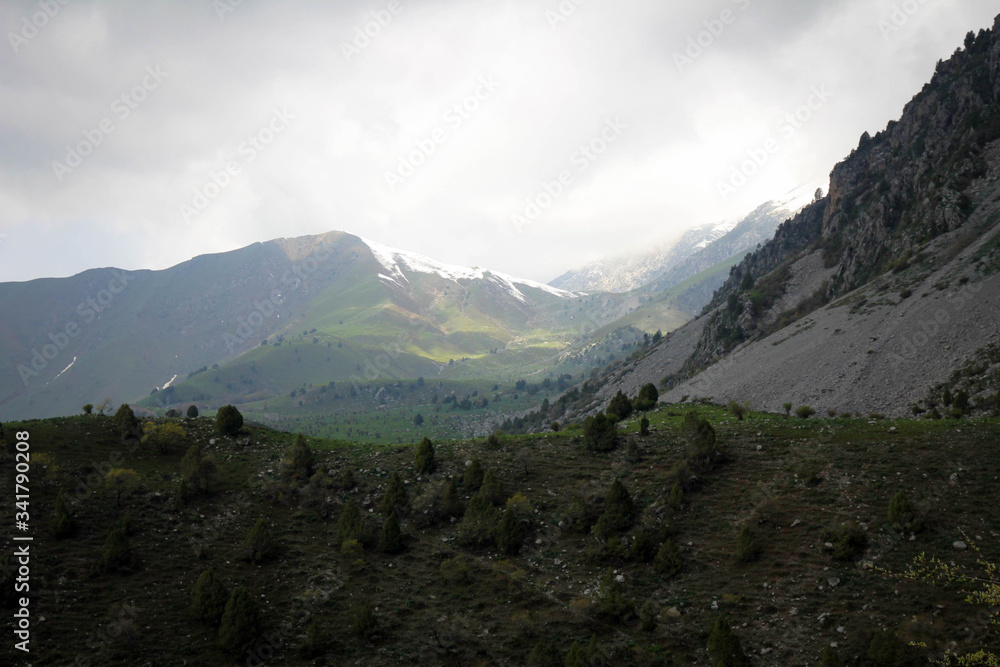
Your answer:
(0, 0), (996, 284)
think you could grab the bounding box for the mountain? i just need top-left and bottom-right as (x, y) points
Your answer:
(548, 198), (800, 296)
(517, 14), (1000, 425)
(0, 232), (634, 421)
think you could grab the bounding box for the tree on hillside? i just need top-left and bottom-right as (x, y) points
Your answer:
(142, 422), (185, 454)
(457, 490), (499, 548)
(218, 586), (262, 656)
(104, 468), (140, 508)
(414, 437), (435, 474)
(191, 567), (229, 626)
(113, 404), (142, 441)
(380, 471), (408, 516)
(186, 405), (199, 419)
(413, 413), (424, 427)
(707, 616), (748, 666)
(583, 412), (618, 452)
(243, 519), (275, 564)
(181, 444), (218, 495)
(53, 489), (75, 538)
(463, 458), (484, 491)
(336, 499), (362, 546)
(608, 390), (633, 420)
(594, 479), (635, 540)
(379, 512), (403, 554)
(216, 405), (243, 436)
(635, 383), (659, 411)
(280, 434), (316, 482)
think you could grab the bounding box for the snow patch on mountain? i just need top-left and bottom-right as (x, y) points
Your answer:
(361, 237), (582, 301)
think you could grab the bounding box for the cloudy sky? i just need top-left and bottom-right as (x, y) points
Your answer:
(1, 0), (996, 285)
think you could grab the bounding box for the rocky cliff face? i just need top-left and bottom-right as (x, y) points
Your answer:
(680, 17), (1000, 377)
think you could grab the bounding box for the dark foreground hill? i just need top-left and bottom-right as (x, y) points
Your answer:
(2, 407), (999, 665)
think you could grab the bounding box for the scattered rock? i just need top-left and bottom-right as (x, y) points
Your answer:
(828, 578), (841, 588)
(954, 541), (968, 550)
(791, 519), (802, 528)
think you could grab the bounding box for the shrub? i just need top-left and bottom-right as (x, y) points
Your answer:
(683, 411), (721, 470)
(216, 405), (243, 436)
(463, 458), (484, 491)
(186, 404), (199, 418)
(594, 480), (635, 540)
(165, 408), (180, 418)
(668, 482), (684, 511)
(414, 436), (436, 474)
(242, 519), (275, 564)
(868, 629), (899, 666)
(795, 405), (816, 419)
(564, 642), (587, 667)
(300, 618), (325, 658)
(820, 645), (843, 666)
(336, 500), (362, 546)
(379, 512), (403, 554)
(630, 531), (656, 563)
(639, 599), (659, 632)
(351, 603), (377, 641)
(181, 444), (217, 494)
(583, 412), (618, 452)
(635, 383), (659, 411)
(728, 401), (747, 421)
(736, 524), (762, 562)
(607, 390), (633, 420)
(280, 434), (316, 482)
(82, 403), (93, 415)
(782, 403), (792, 417)
(413, 413), (424, 427)
(439, 554), (472, 585)
(527, 639), (562, 667)
(594, 570), (633, 622)
(191, 567), (229, 626)
(706, 616), (748, 666)
(457, 490), (499, 548)
(53, 489), (75, 538)
(496, 510), (526, 555)
(142, 422), (185, 454)
(639, 416), (650, 436)
(380, 471), (408, 515)
(654, 539), (682, 578)
(825, 521), (868, 561)
(625, 437), (641, 464)
(481, 469), (505, 506)
(887, 491), (922, 531)
(100, 525), (135, 572)
(218, 586), (261, 655)
(441, 478), (462, 518)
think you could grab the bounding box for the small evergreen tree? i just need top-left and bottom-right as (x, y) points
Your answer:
(564, 641), (587, 667)
(457, 490), (499, 548)
(594, 570), (633, 622)
(100, 524), (135, 572)
(413, 413), (424, 427)
(639, 416), (650, 436)
(625, 437), (641, 464)
(887, 491), (917, 530)
(336, 499), (362, 546)
(594, 479), (635, 540)
(820, 645), (843, 667)
(463, 458), (484, 491)
(82, 403), (93, 415)
(635, 383), (659, 411)
(481, 469), (505, 505)
(736, 523), (762, 562)
(181, 444), (217, 494)
(186, 404), (199, 418)
(219, 586), (261, 655)
(281, 434), (316, 482)
(607, 390), (633, 420)
(782, 403), (792, 417)
(496, 509), (525, 555)
(380, 471), (408, 515)
(441, 478), (462, 518)
(113, 404), (141, 441)
(868, 629), (899, 666)
(243, 519), (275, 564)
(684, 411), (721, 470)
(414, 436), (436, 474)
(639, 599), (659, 632)
(707, 616), (748, 666)
(527, 639), (562, 666)
(379, 512), (403, 554)
(191, 567), (229, 626)
(668, 481), (684, 511)
(216, 404), (244, 436)
(352, 603), (377, 640)
(654, 539), (682, 578)
(583, 412), (618, 452)
(53, 489), (75, 538)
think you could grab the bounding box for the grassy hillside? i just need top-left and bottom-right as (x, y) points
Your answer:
(3, 405), (999, 665)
